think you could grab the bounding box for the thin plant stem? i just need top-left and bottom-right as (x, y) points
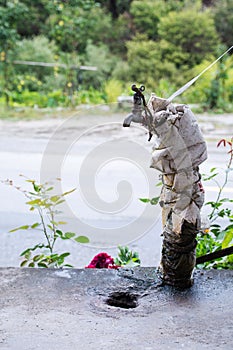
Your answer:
(37, 206), (52, 253)
(209, 140), (233, 221)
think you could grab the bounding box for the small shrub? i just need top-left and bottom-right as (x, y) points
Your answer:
(6, 177), (89, 268)
(104, 79), (123, 103)
(196, 138), (233, 268)
(115, 246), (141, 267)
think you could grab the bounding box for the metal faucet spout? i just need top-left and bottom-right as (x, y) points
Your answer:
(123, 114), (133, 127)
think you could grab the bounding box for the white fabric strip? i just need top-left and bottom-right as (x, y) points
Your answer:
(167, 45), (233, 102)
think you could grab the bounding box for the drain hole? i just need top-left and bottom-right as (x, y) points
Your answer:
(106, 292), (138, 309)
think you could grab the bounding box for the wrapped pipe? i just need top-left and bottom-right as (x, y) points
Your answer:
(123, 86), (207, 288)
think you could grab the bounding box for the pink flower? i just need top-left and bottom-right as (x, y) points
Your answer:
(86, 252), (119, 269)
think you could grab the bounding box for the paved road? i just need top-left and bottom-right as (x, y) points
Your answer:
(0, 110), (232, 267)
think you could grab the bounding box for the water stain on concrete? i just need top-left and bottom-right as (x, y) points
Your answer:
(0, 268), (232, 349)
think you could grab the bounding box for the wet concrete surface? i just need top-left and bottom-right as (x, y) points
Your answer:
(0, 267), (232, 349)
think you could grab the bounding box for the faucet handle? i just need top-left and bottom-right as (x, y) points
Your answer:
(131, 84), (145, 93)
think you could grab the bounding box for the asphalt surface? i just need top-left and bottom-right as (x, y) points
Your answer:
(0, 267), (232, 350)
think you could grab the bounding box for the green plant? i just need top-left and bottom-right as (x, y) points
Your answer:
(139, 181), (162, 205)
(130, 0), (165, 40)
(0, 1), (28, 105)
(14, 36), (58, 81)
(126, 34), (177, 90)
(214, 0), (233, 49)
(139, 196), (160, 206)
(196, 137), (233, 268)
(204, 49), (231, 110)
(115, 246), (141, 267)
(10, 89), (67, 108)
(104, 79), (123, 103)
(6, 177), (89, 268)
(82, 42), (118, 90)
(182, 54), (233, 110)
(158, 8), (219, 69)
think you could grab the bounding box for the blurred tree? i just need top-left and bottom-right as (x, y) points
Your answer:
(158, 8), (219, 68)
(96, 0), (132, 18)
(205, 47), (232, 109)
(16, 0), (49, 37)
(102, 12), (134, 56)
(0, 0), (230, 109)
(202, 0), (217, 7)
(213, 0), (233, 49)
(130, 0), (165, 40)
(46, 1), (131, 56)
(130, 0), (186, 40)
(14, 36), (58, 82)
(126, 34), (177, 90)
(45, 1), (110, 53)
(0, 0), (28, 104)
(81, 41), (118, 89)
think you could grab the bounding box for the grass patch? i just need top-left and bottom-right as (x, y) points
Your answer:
(0, 103), (126, 121)
(0, 106), (68, 120)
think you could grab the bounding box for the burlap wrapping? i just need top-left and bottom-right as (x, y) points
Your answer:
(147, 95), (207, 287)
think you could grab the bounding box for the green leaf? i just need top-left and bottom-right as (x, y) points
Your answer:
(50, 221), (58, 226)
(206, 201), (222, 209)
(20, 260), (28, 267)
(139, 198), (151, 203)
(59, 252), (70, 259)
(74, 235), (89, 243)
(56, 229), (63, 237)
(62, 188), (76, 196)
(20, 248), (31, 256)
(33, 255), (43, 262)
(29, 192), (39, 196)
(64, 232), (76, 239)
(50, 195), (61, 202)
(55, 199), (65, 205)
(20, 243), (45, 256)
(24, 251), (31, 260)
(9, 225), (30, 232)
(203, 173), (218, 181)
(31, 222), (40, 229)
(150, 196), (160, 205)
(58, 221), (67, 225)
(222, 228), (233, 249)
(26, 199), (41, 206)
(38, 262), (48, 268)
(28, 262), (35, 268)
(33, 183), (41, 193)
(227, 254), (233, 263)
(219, 198), (232, 203)
(50, 254), (59, 259)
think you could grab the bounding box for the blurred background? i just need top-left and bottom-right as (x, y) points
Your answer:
(0, 0), (232, 111)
